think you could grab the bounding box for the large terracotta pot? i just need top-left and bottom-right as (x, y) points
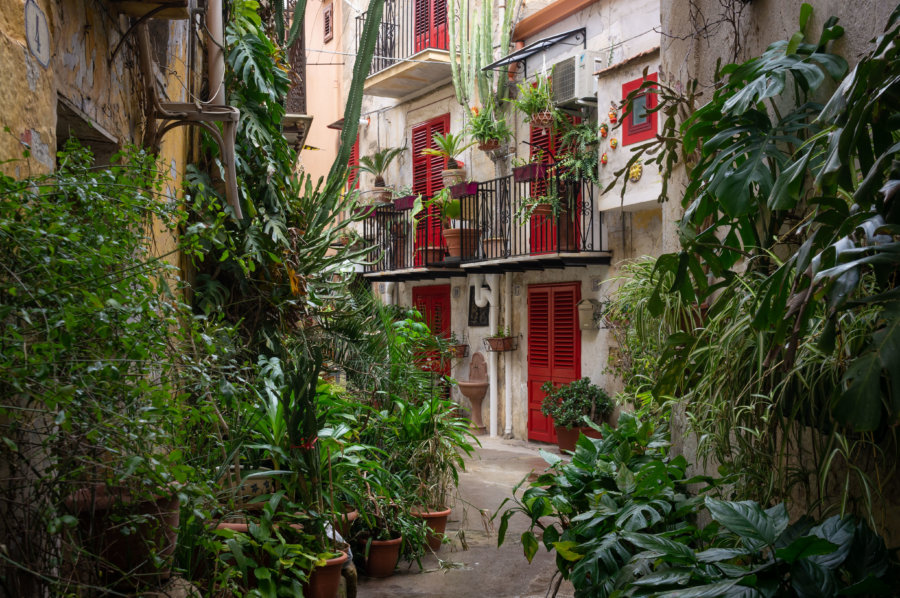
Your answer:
(418, 246), (446, 265)
(65, 484), (180, 590)
(441, 168), (466, 187)
(442, 228), (479, 258)
(302, 551), (349, 598)
(334, 507), (359, 539)
(365, 536), (402, 578)
(554, 425), (602, 452)
(413, 506), (452, 551)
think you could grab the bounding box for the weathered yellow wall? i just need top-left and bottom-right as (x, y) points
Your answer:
(0, 0), (192, 266)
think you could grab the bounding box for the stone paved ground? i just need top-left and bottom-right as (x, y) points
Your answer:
(357, 436), (575, 598)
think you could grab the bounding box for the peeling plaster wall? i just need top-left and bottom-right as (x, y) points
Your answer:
(0, 0), (193, 266)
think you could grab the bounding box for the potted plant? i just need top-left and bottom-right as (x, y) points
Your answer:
(448, 332), (468, 359)
(516, 184), (564, 224)
(485, 327), (517, 352)
(449, 179), (479, 199)
(511, 152), (548, 183)
(555, 120), (600, 185)
(420, 131), (475, 187)
(356, 146), (404, 204)
(413, 189), (478, 259)
(540, 377), (613, 452)
(466, 101), (512, 152)
(508, 71), (556, 129)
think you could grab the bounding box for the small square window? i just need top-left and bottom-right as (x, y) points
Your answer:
(323, 2), (334, 43)
(621, 72), (658, 146)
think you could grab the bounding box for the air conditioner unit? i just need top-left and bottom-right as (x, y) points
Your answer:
(552, 51), (601, 108)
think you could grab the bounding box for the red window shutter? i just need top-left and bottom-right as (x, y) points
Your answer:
(323, 3), (333, 43)
(550, 285), (579, 378)
(347, 136), (359, 191)
(411, 114), (451, 264)
(527, 288), (551, 377)
(622, 72), (658, 146)
(412, 125), (430, 197)
(431, 0), (448, 50)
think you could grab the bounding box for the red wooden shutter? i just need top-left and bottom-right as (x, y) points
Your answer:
(431, 0), (448, 50)
(323, 2), (334, 42)
(412, 115), (450, 265)
(347, 136), (360, 191)
(550, 285), (579, 379)
(412, 285), (451, 378)
(622, 72), (658, 146)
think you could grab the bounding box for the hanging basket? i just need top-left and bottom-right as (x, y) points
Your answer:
(484, 336), (517, 352)
(477, 139), (501, 152)
(530, 111), (555, 129)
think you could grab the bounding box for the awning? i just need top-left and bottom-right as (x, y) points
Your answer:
(482, 27), (585, 79)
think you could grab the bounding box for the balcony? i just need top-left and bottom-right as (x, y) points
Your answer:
(360, 171), (610, 281)
(356, 0), (452, 99)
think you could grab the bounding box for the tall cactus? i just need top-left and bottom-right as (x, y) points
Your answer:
(450, 0), (517, 108)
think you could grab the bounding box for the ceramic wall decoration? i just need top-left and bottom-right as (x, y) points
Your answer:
(629, 161), (643, 182)
(600, 123), (608, 138)
(610, 138), (618, 149)
(601, 152), (608, 166)
(608, 103), (618, 124)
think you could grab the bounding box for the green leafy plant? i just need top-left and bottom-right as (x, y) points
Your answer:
(467, 101), (513, 145)
(555, 120), (600, 184)
(508, 71), (556, 123)
(420, 132), (475, 170)
(356, 146), (404, 188)
(540, 377), (612, 429)
(626, 498), (898, 597)
(488, 327), (512, 338)
(495, 410), (716, 597)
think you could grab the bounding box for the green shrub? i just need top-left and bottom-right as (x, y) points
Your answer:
(540, 377), (613, 429)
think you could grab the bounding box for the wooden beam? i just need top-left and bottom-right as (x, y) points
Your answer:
(513, 0), (600, 42)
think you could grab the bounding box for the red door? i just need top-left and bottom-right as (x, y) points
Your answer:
(527, 283), (581, 442)
(414, 0), (449, 52)
(412, 284), (451, 378)
(412, 115), (450, 266)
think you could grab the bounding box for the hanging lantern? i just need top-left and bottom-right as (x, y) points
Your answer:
(610, 137), (618, 149)
(608, 103), (618, 124)
(629, 161), (643, 182)
(600, 123), (609, 138)
(601, 152), (608, 166)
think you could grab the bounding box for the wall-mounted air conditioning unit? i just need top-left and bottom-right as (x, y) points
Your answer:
(552, 51), (600, 108)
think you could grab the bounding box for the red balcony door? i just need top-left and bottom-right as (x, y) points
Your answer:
(414, 0), (448, 52)
(412, 284), (451, 379)
(412, 114), (450, 266)
(529, 120), (581, 254)
(527, 283), (581, 443)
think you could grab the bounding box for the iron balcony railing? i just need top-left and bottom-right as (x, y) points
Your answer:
(356, 0), (450, 78)
(361, 170), (602, 275)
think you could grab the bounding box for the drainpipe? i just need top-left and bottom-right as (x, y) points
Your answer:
(381, 282), (396, 306)
(473, 274), (500, 437)
(504, 273), (513, 438)
(207, 0), (225, 106)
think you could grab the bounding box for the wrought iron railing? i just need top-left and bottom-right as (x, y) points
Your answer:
(361, 170), (602, 274)
(356, 0), (450, 78)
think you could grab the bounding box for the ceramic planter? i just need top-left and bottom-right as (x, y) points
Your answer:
(365, 536), (402, 578)
(442, 228), (479, 258)
(441, 168), (466, 188)
(449, 181), (478, 198)
(478, 139), (501, 152)
(530, 203), (554, 218)
(554, 425), (603, 452)
(512, 163), (547, 182)
(450, 344), (468, 358)
(302, 551), (349, 598)
(412, 506), (452, 552)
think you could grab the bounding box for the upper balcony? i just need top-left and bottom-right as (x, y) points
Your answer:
(360, 170), (610, 281)
(356, 0), (452, 99)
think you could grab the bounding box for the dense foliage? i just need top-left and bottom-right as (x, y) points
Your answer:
(540, 377), (613, 429)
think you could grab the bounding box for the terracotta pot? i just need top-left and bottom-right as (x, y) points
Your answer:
(531, 110), (555, 129)
(413, 506), (452, 552)
(302, 551), (349, 598)
(554, 425), (603, 452)
(442, 228), (479, 258)
(441, 168), (466, 187)
(65, 484), (180, 590)
(418, 246), (446, 265)
(365, 536), (402, 578)
(485, 336), (516, 351)
(531, 203), (554, 218)
(478, 139), (501, 152)
(449, 344), (468, 358)
(512, 162), (548, 182)
(482, 237), (508, 259)
(335, 508), (359, 539)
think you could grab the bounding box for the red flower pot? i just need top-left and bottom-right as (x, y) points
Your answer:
(513, 163), (548, 182)
(365, 536), (402, 578)
(412, 506), (453, 552)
